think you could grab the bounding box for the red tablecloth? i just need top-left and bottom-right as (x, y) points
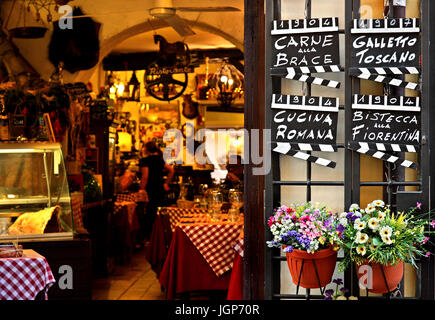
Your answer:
(145, 213), (173, 278)
(227, 238), (244, 300)
(112, 201), (140, 264)
(146, 207), (209, 277)
(159, 226), (234, 299)
(0, 250), (55, 300)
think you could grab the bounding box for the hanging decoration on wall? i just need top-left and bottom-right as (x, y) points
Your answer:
(270, 17), (342, 88)
(144, 35), (192, 101)
(49, 6), (101, 73)
(271, 93), (339, 168)
(348, 94), (420, 169)
(349, 18), (420, 90)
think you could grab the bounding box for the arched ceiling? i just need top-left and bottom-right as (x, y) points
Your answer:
(112, 27), (237, 53)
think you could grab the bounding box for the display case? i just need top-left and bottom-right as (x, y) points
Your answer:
(0, 142), (74, 242)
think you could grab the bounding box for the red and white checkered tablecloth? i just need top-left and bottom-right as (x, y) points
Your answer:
(116, 192), (148, 203)
(180, 222), (243, 276)
(71, 198), (88, 234)
(233, 238), (244, 258)
(161, 207), (208, 232)
(0, 250), (55, 300)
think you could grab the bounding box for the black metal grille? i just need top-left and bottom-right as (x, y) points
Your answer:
(264, 0), (433, 300)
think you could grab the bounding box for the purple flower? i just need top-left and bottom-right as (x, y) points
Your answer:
(351, 215), (359, 222)
(336, 224), (345, 233)
(283, 246), (293, 253)
(333, 278), (343, 286)
(417, 202), (422, 210)
(324, 296), (333, 300)
(325, 289), (334, 296)
(340, 287), (349, 293)
(425, 252), (431, 258)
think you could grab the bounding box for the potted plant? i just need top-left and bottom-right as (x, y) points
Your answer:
(266, 202), (344, 289)
(337, 200), (434, 294)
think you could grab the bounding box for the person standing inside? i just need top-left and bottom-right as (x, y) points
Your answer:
(139, 141), (174, 241)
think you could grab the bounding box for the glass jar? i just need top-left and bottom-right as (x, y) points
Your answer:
(228, 208), (239, 223)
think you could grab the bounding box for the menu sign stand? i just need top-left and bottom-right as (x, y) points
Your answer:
(270, 17), (342, 88)
(350, 18), (421, 91)
(271, 94), (339, 168)
(349, 94), (420, 169)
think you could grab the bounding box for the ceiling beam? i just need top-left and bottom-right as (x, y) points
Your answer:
(102, 48), (244, 72)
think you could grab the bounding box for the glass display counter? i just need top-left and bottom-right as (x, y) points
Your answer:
(0, 142), (74, 242)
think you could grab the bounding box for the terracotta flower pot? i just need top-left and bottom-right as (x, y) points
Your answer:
(355, 261), (404, 294)
(285, 247), (337, 289)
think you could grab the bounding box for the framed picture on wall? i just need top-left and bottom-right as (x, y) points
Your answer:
(138, 102), (180, 151)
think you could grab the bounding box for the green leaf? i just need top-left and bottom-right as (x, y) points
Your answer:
(372, 237), (382, 246)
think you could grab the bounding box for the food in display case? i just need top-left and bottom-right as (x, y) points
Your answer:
(8, 206), (60, 235)
(0, 244), (23, 257)
(0, 142), (74, 242)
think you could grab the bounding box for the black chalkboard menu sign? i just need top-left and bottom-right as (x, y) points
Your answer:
(270, 17), (340, 71)
(349, 18), (420, 91)
(350, 94), (420, 151)
(350, 18), (420, 70)
(271, 93), (339, 147)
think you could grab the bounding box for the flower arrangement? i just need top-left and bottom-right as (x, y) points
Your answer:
(266, 202), (344, 253)
(324, 278), (357, 300)
(338, 200), (434, 271)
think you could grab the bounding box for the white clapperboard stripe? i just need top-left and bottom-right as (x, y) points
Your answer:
(286, 68), (341, 89)
(355, 71), (419, 91)
(352, 147), (417, 169)
(357, 67), (420, 75)
(352, 94), (421, 112)
(351, 18), (420, 34)
(349, 142), (418, 153)
(288, 65), (342, 74)
(283, 143), (338, 152)
(271, 17), (339, 35)
(274, 142), (336, 168)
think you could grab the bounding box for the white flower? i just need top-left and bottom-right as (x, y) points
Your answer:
(381, 235), (393, 245)
(379, 226), (392, 238)
(377, 211), (386, 220)
(339, 217), (348, 227)
(353, 212), (363, 219)
(366, 204), (376, 214)
(372, 200), (385, 207)
(354, 220), (366, 231)
(349, 204), (360, 212)
(356, 245), (367, 256)
(339, 212), (348, 219)
(356, 232), (369, 244)
(368, 218), (380, 231)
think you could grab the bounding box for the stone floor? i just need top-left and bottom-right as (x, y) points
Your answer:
(92, 248), (165, 300)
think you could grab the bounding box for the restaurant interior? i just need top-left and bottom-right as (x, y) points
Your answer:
(0, 0), (246, 300)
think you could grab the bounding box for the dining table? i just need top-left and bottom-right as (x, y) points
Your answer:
(111, 193), (142, 265)
(0, 249), (55, 300)
(145, 207), (208, 277)
(158, 213), (243, 299)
